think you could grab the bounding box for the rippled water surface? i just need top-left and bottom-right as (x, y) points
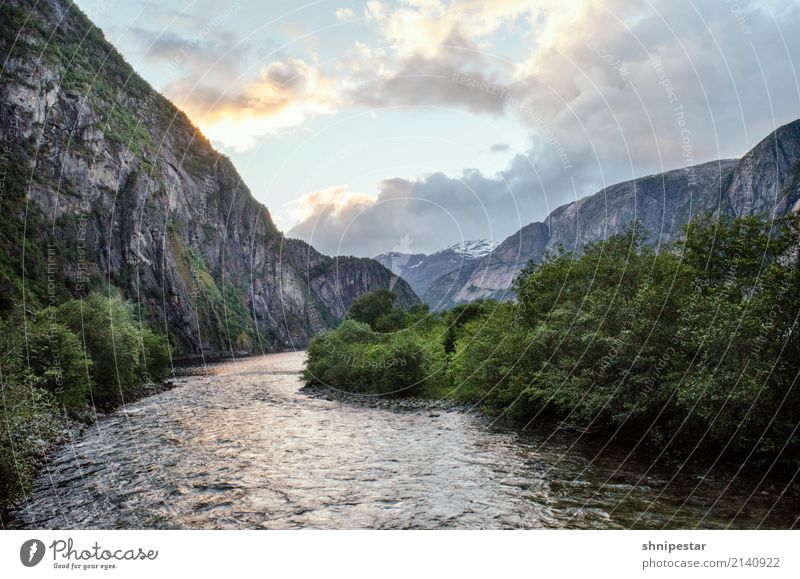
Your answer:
(10, 352), (798, 529)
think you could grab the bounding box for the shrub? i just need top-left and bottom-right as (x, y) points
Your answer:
(304, 213), (800, 468)
(0, 318), (63, 503)
(56, 293), (171, 409)
(56, 294), (141, 408)
(139, 328), (171, 383)
(23, 311), (92, 412)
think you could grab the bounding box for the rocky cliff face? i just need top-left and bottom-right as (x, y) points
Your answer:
(725, 120), (800, 217)
(0, 0), (417, 356)
(424, 120), (800, 308)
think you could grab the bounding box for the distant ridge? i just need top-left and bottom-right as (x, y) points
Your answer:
(375, 239), (498, 306)
(417, 120), (800, 309)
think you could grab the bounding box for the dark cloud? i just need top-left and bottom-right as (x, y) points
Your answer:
(287, 135), (601, 257)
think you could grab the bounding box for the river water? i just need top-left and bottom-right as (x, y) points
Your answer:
(10, 352), (798, 529)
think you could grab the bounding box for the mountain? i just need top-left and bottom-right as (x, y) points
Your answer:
(375, 239), (498, 308)
(424, 120), (800, 307)
(0, 0), (417, 356)
(444, 239), (501, 259)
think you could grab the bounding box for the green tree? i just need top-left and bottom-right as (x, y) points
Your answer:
(139, 327), (171, 383)
(348, 289), (397, 329)
(0, 317), (62, 503)
(56, 293), (170, 408)
(23, 311), (92, 412)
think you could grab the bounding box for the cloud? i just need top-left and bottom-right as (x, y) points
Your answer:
(287, 133), (601, 257)
(284, 0), (800, 256)
(131, 0), (799, 162)
(168, 57), (341, 150)
(364, 0), (537, 60)
(138, 0), (536, 149)
(335, 7), (356, 21)
(507, 0), (800, 168)
(490, 143), (511, 152)
(346, 33), (516, 115)
(127, 24), (248, 88)
(127, 0), (800, 254)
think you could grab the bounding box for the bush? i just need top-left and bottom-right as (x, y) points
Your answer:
(348, 289), (397, 329)
(56, 293), (171, 408)
(0, 318), (63, 503)
(23, 311), (92, 412)
(56, 294), (141, 408)
(303, 316), (448, 397)
(303, 320), (375, 390)
(0, 294), (173, 507)
(0, 378), (61, 504)
(447, 302), (533, 412)
(139, 328), (171, 383)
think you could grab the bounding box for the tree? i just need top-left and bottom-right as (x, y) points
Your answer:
(23, 311), (92, 412)
(139, 327), (171, 383)
(348, 289), (397, 329)
(56, 293), (170, 408)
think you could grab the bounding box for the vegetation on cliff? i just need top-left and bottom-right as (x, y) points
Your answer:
(303, 213), (800, 468)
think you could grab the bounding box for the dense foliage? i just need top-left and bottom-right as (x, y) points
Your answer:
(304, 293), (447, 396)
(1, 293), (171, 507)
(304, 214), (800, 468)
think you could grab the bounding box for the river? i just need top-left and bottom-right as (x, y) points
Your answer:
(10, 351), (798, 529)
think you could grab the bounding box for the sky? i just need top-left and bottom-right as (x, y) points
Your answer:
(74, 0), (800, 256)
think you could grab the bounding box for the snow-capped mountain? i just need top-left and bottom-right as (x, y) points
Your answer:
(374, 240), (498, 307)
(442, 239), (501, 259)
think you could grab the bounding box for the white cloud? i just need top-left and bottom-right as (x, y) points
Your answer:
(171, 57), (342, 151)
(335, 7), (356, 21)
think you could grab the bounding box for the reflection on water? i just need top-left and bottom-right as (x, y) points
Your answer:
(10, 352), (798, 529)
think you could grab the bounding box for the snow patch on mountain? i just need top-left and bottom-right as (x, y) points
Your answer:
(438, 239), (500, 259)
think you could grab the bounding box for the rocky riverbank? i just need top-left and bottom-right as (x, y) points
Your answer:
(300, 383), (476, 415)
(0, 378), (176, 527)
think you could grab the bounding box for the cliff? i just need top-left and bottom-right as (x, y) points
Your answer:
(0, 0), (417, 356)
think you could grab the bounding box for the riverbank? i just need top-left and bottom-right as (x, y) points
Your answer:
(0, 293), (173, 516)
(300, 383), (474, 414)
(0, 377), (176, 527)
(299, 382), (796, 483)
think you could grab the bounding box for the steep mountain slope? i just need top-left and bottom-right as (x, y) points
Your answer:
(0, 0), (417, 356)
(374, 239), (498, 306)
(725, 119), (800, 216)
(425, 120), (800, 307)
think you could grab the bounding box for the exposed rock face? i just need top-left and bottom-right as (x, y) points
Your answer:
(424, 120), (800, 308)
(725, 120), (800, 217)
(0, 0), (417, 355)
